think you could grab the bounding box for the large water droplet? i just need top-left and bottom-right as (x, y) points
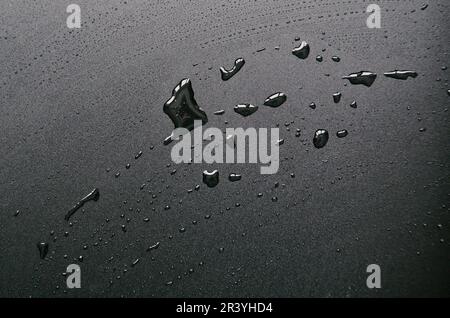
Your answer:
(264, 92), (287, 107)
(163, 79), (208, 131)
(220, 58), (245, 81)
(342, 71), (377, 87)
(313, 129), (329, 148)
(234, 104), (258, 117)
(384, 70), (418, 80)
(292, 41), (310, 59)
(203, 170), (219, 187)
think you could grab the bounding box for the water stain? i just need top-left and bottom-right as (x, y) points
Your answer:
(220, 58), (245, 81)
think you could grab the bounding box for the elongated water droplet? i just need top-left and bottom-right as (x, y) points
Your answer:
(65, 188), (100, 221)
(313, 129), (329, 148)
(228, 173), (242, 182)
(384, 70), (418, 80)
(214, 109), (225, 115)
(37, 242), (49, 259)
(234, 104), (258, 117)
(264, 92), (287, 107)
(163, 78), (208, 131)
(292, 41), (310, 59)
(147, 242), (160, 251)
(220, 58), (245, 81)
(203, 170), (219, 187)
(343, 71), (377, 87)
(336, 129), (348, 138)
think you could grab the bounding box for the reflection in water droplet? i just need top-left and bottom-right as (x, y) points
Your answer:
(234, 104), (258, 117)
(384, 70), (418, 80)
(313, 129), (329, 148)
(343, 71), (377, 87)
(264, 92), (287, 107)
(65, 188), (100, 221)
(292, 41), (310, 59)
(37, 242), (49, 259)
(336, 129), (348, 138)
(220, 58), (245, 81)
(203, 170), (219, 187)
(333, 92), (342, 103)
(228, 173), (242, 182)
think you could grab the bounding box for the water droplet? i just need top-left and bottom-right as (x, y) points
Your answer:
(163, 78), (208, 131)
(214, 109), (225, 115)
(292, 41), (310, 59)
(203, 170), (219, 187)
(350, 101), (357, 108)
(234, 104), (258, 117)
(309, 102), (316, 109)
(147, 242), (160, 251)
(134, 151), (143, 159)
(336, 129), (348, 138)
(333, 92), (342, 103)
(331, 56), (341, 62)
(316, 55), (323, 62)
(228, 173), (242, 182)
(37, 242), (49, 259)
(313, 129), (329, 148)
(384, 70), (418, 80)
(342, 71), (377, 87)
(65, 188), (100, 221)
(263, 92), (287, 107)
(220, 58), (245, 81)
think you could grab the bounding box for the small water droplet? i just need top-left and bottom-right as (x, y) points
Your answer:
(384, 70), (418, 80)
(336, 129), (348, 138)
(203, 170), (219, 187)
(264, 92), (287, 107)
(333, 92), (342, 103)
(350, 101), (357, 108)
(342, 71), (377, 87)
(331, 56), (341, 62)
(292, 41), (310, 59)
(220, 58), (245, 81)
(234, 104), (258, 116)
(228, 173), (242, 182)
(37, 242), (49, 259)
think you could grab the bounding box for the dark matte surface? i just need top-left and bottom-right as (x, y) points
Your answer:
(0, 0), (449, 297)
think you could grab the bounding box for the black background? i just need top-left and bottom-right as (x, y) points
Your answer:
(0, 0), (449, 297)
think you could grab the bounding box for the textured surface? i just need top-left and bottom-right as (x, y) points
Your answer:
(0, 0), (449, 297)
